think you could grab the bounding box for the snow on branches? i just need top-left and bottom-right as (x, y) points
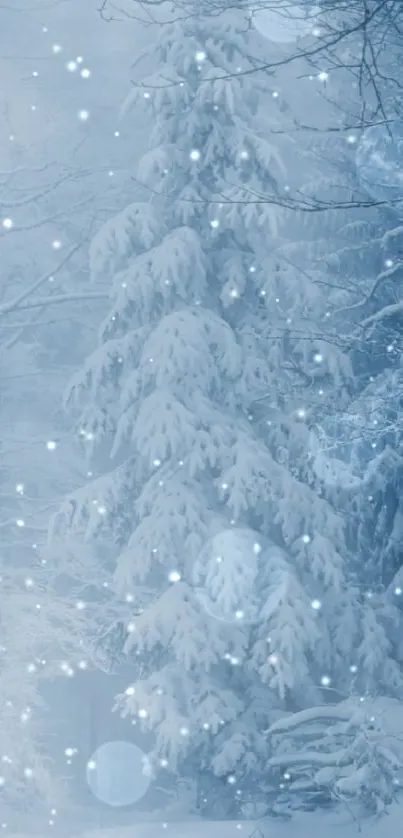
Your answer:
(266, 697), (403, 816)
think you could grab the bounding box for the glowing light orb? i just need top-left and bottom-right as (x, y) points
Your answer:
(251, 2), (320, 45)
(356, 121), (403, 209)
(192, 528), (266, 625)
(86, 741), (152, 807)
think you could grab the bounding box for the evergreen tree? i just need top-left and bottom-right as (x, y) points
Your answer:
(55, 1), (403, 815)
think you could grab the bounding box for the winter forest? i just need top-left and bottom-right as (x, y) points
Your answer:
(2, 0), (403, 836)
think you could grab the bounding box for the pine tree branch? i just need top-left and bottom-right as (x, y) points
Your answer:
(268, 748), (351, 769)
(266, 705), (352, 736)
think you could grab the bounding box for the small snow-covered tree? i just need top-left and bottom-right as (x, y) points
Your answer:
(266, 696), (403, 817)
(53, 0), (403, 816)
(0, 336), (100, 828)
(0, 555), (97, 826)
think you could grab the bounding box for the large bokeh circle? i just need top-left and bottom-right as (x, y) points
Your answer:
(86, 740), (152, 807)
(251, 2), (320, 44)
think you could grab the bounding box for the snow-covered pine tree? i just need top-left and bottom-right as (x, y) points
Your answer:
(54, 1), (403, 815)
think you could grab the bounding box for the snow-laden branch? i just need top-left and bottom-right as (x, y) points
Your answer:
(11, 292), (108, 313)
(266, 704), (352, 736)
(0, 160), (61, 183)
(0, 241), (86, 317)
(268, 747), (351, 769)
(0, 195), (96, 234)
(0, 169), (88, 210)
(334, 263), (401, 315)
(362, 300), (403, 328)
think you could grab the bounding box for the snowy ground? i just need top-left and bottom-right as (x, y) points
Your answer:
(73, 806), (403, 838)
(7, 804), (403, 838)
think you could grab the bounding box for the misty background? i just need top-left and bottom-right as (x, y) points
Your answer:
(0, 1), (155, 831)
